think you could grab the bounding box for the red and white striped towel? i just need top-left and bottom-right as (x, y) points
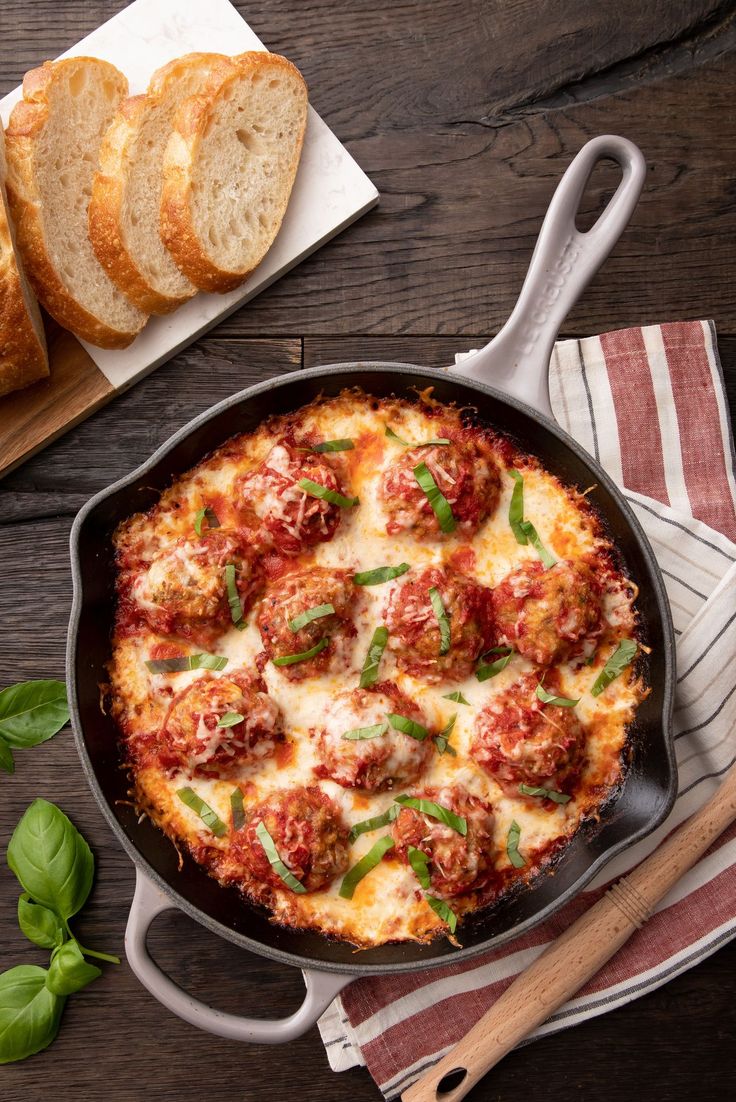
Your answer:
(317, 320), (736, 1098)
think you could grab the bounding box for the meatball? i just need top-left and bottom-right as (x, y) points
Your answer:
(236, 442), (352, 554)
(392, 786), (496, 898)
(384, 565), (494, 683)
(314, 682), (434, 791)
(159, 672), (281, 776)
(380, 438), (501, 538)
(257, 567), (357, 680)
(492, 559), (603, 667)
(133, 531), (255, 645)
(231, 787), (350, 893)
(471, 672), (585, 795)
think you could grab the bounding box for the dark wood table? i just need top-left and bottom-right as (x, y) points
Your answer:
(1, 2), (735, 1099)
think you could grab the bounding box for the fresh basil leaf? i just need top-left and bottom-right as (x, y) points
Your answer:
(508, 469), (528, 545)
(193, 506), (220, 537)
(272, 636), (330, 667)
(394, 795), (467, 835)
(385, 425), (410, 445)
(230, 788), (245, 832)
(217, 711), (244, 728)
(17, 895), (64, 950)
(428, 586), (451, 655)
(425, 894), (457, 933)
(310, 438), (354, 453)
(145, 653), (228, 674)
(407, 846), (431, 890)
(46, 940), (101, 997)
(442, 690), (470, 706)
(476, 647), (514, 682)
(433, 714), (457, 756)
(507, 820), (526, 868)
(297, 478), (359, 508)
(387, 713), (430, 741)
(255, 821), (306, 893)
(176, 787), (227, 837)
(385, 425), (451, 448)
(0, 738), (13, 774)
(353, 563), (410, 586)
(518, 783), (571, 805)
(288, 603), (335, 633)
(0, 680), (69, 749)
(339, 836), (395, 899)
(359, 626), (388, 688)
(535, 683), (580, 708)
(7, 800), (93, 920)
(224, 563), (244, 628)
(0, 965), (65, 1065)
(348, 804), (400, 844)
(519, 520), (556, 568)
(413, 462), (457, 533)
(342, 721), (389, 741)
(591, 638), (638, 697)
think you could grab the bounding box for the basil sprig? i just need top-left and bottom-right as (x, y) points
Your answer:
(385, 425), (451, 448)
(298, 478), (359, 509)
(310, 438), (354, 453)
(388, 713), (430, 741)
(413, 462), (457, 533)
(407, 846), (431, 890)
(272, 636), (330, 667)
(230, 788), (246, 831)
(0, 800), (119, 1064)
(360, 626), (388, 688)
(224, 563), (245, 629)
(428, 586), (451, 655)
(426, 895), (458, 934)
(394, 795), (467, 835)
(535, 683), (580, 708)
(518, 783), (571, 805)
(177, 787), (228, 837)
(506, 470), (556, 567)
(256, 821), (307, 893)
(353, 563), (410, 586)
(288, 603), (335, 633)
(591, 639), (638, 697)
(443, 690), (470, 706)
(145, 653), (228, 674)
(342, 721), (389, 741)
(506, 820), (526, 868)
(339, 836), (395, 899)
(217, 711), (244, 728)
(193, 506), (220, 537)
(434, 714), (457, 756)
(476, 647), (513, 682)
(0, 680), (69, 775)
(348, 804), (400, 844)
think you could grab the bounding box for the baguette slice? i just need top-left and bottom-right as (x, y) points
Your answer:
(0, 125), (48, 397)
(5, 58), (147, 349)
(89, 53), (241, 314)
(161, 51), (308, 294)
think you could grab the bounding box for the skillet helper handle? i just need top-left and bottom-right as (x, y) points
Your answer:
(403, 764), (736, 1102)
(125, 868), (351, 1043)
(452, 135), (646, 418)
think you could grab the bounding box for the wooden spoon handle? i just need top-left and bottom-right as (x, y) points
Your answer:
(402, 765), (736, 1102)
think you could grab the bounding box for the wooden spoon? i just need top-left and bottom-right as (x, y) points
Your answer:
(403, 762), (736, 1102)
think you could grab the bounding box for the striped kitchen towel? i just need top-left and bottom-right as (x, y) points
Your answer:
(317, 320), (736, 1099)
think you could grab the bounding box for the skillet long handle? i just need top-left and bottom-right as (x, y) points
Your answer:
(452, 135), (646, 418)
(403, 763), (736, 1102)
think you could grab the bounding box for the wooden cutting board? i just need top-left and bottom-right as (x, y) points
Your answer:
(0, 0), (378, 477)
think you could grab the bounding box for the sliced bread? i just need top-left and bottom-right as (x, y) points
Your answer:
(160, 51), (308, 294)
(89, 53), (241, 315)
(4, 57), (147, 349)
(0, 124), (48, 397)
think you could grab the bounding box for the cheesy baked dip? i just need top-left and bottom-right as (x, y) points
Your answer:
(109, 391), (644, 947)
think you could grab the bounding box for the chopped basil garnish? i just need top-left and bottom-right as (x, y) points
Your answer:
(177, 787), (227, 837)
(360, 626), (388, 688)
(348, 804), (400, 844)
(298, 478), (359, 508)
(518, 783), (571, 804)
(387, 713), (430, 741)
(145, 653), (228, 674)
(476, 646), (513, 682)
(310, 439), (354, 453)
(353, 563), (410, 586)
(339, 836), (395, 899)
(272, 637), (330, 667)
(217, 711), (244, 728)
(506, 820), (526, 868)
(413, 462), (457, 533)
(520, 520), (556, 568)
(342, 721), (389, 741)
(385, 425), (451, 448)
(434, 714), (457, 756)
(428, 586), (451, 655)
(394, 795), (467, 835)
(425, 895), (457, 933)
(193, 506), (220, 537)
(255, 821), (306, 893)
(508, 470), (527, 544)
(407, 846), (431, 890)
(443, 690), (470, 706)
(591, 638), (638, 697)
(230, 788), (245, 831)
(224, 562), (244, 628)
(288, 602), (335, 633)
(535, 683), (580, 708)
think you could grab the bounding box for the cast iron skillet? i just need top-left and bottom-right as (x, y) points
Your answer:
(67, 136), (677, 1043)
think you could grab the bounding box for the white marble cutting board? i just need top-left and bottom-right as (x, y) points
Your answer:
(0, 0), (379, 392)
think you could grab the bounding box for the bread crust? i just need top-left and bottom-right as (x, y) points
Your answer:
(5, 58), (147, 349)
(160, 51), (308, 294)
